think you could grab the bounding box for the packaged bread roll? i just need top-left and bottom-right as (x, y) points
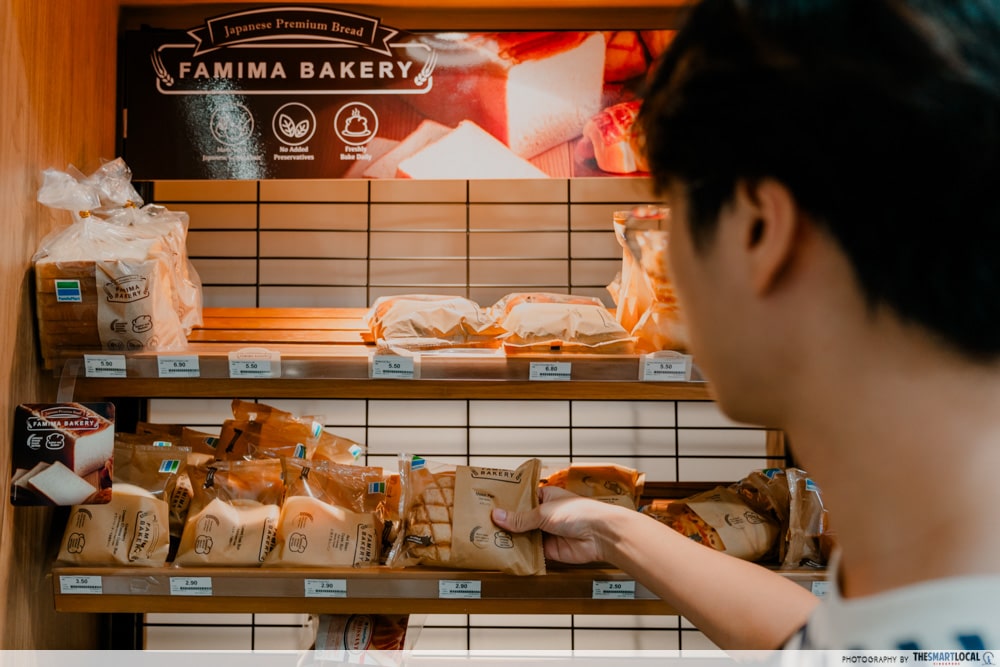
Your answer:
(388, 456), (545, 575)
(57, 444), (186, 566)
(541, 463), (645, 509)
(266, 459), (386, 568)
(364, 294), (502, 351)
(174, 459), (284, 566)
(641, 486), (779, 562)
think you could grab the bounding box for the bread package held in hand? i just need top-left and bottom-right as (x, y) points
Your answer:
(364, 294), (502, 351)
(641, 486), (779, 562)
(541, 463), (645, 509)
(388, 456), (545, 575)
(490, 292), (634, 354)
(266, 459), (386, 568)
(174, 458), (284, 566)
(57, 443), (187, 566)
(610, 207), (687, 353)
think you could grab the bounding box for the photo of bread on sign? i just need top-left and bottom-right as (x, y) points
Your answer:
(10, 402), (115, 506)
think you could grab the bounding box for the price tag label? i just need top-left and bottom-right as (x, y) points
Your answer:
(439, 580), (481, 599)
(529, 362), (572, 381)
(592, 580), (636, 600)
(372, 355), (416, 379)
(169, 577), (213, 596)
(304, 579), (348, 598)
(83, 355), (126, 378)
(641, 355), (690, 382)
(59, 575), (103, 595)
(228, 348), (281, 378)
(157, 355), (200, 378)
(810, 581), (831, 598)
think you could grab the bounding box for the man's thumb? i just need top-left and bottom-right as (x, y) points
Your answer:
(492, 507), (539, 533)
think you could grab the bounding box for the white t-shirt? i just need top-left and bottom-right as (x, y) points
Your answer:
(785, 554), (1000, 649)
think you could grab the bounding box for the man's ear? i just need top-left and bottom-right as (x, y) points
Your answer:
(738, 179), (800, 296)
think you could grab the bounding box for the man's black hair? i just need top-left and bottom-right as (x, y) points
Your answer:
(638, 0), (1000, 359)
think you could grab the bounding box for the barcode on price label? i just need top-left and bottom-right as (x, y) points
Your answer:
(372, 355), (416, 379)
(592, 580), (636, 599)
(529, 362), (571, 381)
(305, 579), (348, 598)
(157, 355), (200, 378)
(59, 575), (103, 595)
(439, 580), (481, 599)
(84, 355), (126, 378)
(169, 577), (213, 596)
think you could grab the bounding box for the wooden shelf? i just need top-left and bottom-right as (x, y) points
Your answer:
(51, 564), (823, 615)
(55, 307), (712, 402)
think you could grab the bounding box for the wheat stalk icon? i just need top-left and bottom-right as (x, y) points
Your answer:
(414, 50), (437, 87)
(150, 50), (174, 87)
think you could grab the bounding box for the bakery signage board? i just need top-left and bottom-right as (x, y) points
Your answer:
(119, 6), (673, 180)
(10, 403), (114, 506)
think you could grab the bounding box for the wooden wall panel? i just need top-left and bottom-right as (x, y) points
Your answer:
(0, 0), (119, 649)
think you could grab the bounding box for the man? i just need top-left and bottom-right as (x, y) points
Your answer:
(493, 0), (1000, 650)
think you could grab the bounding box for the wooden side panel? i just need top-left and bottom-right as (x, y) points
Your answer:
(0, 0), (119, 649)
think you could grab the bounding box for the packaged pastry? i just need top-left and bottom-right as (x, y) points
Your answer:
(265, 459), (386, 568)
(490, 292), (634, 353)
(782, 468), (828, 569)
(57, 443), (186, 566)
(388, 456), (544, 575)
(306, 614), (412, 666)
(174, 459), (284, 566)
(541, 463), (645, 509)
(641, 486), (779, 562)
(610, 206), (687, 353)
(364, 294), (502, 351)
(219, 399), (362, 463)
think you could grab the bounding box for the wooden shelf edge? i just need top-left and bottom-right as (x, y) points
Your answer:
(50, 565), (824, 615)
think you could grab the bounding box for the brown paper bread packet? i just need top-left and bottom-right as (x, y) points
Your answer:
(265, 459), (386, 568)
(541, 463), (645, 509)
(174, 458), (284, 566)
(58, 444), (187, 566)
(388, 456), (545, 575)
(641, 486), (779, 562)
(312, 614), (412, 659)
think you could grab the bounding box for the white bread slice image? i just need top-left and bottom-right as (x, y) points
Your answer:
(397, 121), (548, 179)
(28, 461), (98, 505)
(363, 119), (450, 179)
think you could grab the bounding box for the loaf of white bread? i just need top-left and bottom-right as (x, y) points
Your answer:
(403, 32), (606, 158)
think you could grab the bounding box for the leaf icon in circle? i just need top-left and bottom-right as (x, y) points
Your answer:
(279, 113), (297, 138)
(294, 119), (310, 138)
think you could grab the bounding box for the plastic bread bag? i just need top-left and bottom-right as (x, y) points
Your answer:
(611, 207), (688, 353)
(732, 468), (792, 526)
(541, 462), (645, 509)
(387, 455), (545, 575)
(181, 427), (222, 459)
(57, 443), (187, 566)
(265, 459), (386, 568)
(34, 166), (188, 357)
(782, 468), (828, 569)
(498, 300), (635, 353)
(221, 400), (364, 463)
(174, 458), (284, 566)
(218, 399), (326, 461)
(640, 486), (779, 562)
(364, 294), (502, 350)
(299, 614), (420, 667)
(488, 291), (607, 321)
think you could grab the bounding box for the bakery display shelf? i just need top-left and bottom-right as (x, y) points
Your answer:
(51, 564), (824, 615)
(56, 307), (712, 402)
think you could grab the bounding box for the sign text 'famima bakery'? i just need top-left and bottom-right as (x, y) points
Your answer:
(151, 6), (435, 94)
